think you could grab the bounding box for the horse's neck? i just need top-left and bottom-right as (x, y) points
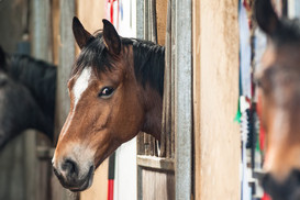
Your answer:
(142, 85), (163, 140)
(7, 55), (56, 137)
(132, 42), (165, 139)
(8, 55), (56, 112)
(133, 42), (165, 96)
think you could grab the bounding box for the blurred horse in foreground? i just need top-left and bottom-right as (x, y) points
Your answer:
(256, 0), (300, 199)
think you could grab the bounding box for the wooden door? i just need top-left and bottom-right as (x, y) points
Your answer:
(136, 0), (192, 199)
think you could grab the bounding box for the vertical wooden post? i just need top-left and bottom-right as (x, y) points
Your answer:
(32, 0), (52, 62)
(52, 1), (76, 200)
(55, 1), (75, 136)
(30, 0), (52, 200)
(195, 1), (240, 199)
(192, 0), (201, 199)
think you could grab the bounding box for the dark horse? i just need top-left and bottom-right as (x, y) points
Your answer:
(0, 47), (56, 149)
(52, 18), (164, 191)
(255, 0), (300, 199)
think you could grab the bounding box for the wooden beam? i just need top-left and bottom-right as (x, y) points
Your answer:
(52, 1), (76, 200)
(192, 0), (201, 198)
(137, 155), (174, 171)
(196, 1), (240, 199)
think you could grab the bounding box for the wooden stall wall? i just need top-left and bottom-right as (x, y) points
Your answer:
(0, 1), (29, 199)
(193, 0), (240, 199)
(76, 1), (108, 200)
(136, 1), (177, 200)
(0, 0), (54, 199)
(137, 0), (192, 199)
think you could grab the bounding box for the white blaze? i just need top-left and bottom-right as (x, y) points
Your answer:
(52, 68), (93, 167)
(73, 67), (92, 109)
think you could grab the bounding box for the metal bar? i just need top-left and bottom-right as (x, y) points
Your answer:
(136, 0), (144, 39)
(173, 0), (192, 199)
(136, 1), (145, 199)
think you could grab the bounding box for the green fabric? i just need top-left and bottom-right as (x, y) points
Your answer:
(234, 98), (242, 123)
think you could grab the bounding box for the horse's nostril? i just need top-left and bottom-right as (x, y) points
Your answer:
(262, 170), (300, 200)
(61, 159), (79, 179)
(261, 173), (272, 192)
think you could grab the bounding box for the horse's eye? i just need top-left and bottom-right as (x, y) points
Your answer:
(99, 87), (114, 99)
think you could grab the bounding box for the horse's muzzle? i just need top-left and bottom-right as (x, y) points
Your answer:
(262, 169), (300, 200)
(53, 159), (94, 192)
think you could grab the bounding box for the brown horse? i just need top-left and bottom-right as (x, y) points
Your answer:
(255, 0), (300, 199)
(52, 17), (165, 191)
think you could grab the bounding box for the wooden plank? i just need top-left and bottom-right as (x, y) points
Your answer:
(0, 0), (25, 53)
(162, 0), (173, 159)
(53, 1), (76, 200)
(192, 0), (201, 199)
(137, 132), (145, 155)
(159, 0), (170, 158)
(197, 0), (240, 199)
(52, 0), (60, 66)
(155, 0), (168, 46)
(76, 1), (108, 200)
(142, 169), (156, 200)
(155, 171), (175, 200)
(141, 169), (175, 200)
(137, 155), (174, 171)
(36, 146), (55, 159)
(32, 0), (53, 199)
(54, 0), (75, 139)
(144, 134), (155, 156)
(144, 0), (157, 43)
(155, 171), (168, 199)
(32, 0), (52, 62)
(0, 136), (26, 200)
(35, 133), (52, 200)
(166, 172), (175, 200)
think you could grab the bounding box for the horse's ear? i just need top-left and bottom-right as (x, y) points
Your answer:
(72, 17), (93, 49)
(0, 46), (6, 71)
(255, 0), (280, 36)
(102, 19), (121, 55)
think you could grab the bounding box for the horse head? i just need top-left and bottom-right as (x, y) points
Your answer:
(255, 0), (300, 199)
(52, 18), (164, 191)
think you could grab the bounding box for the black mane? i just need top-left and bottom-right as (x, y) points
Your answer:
(0, 53), (57, 148)
(7, 54), (57, 123)
(74, 32), (165, 96)
(273, 18), (300, 45)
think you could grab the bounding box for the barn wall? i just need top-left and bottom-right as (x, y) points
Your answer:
(0, 1), (27, 196)
(76, 1), (108, 200)
(0, 2), (28, 198)
(0, 1), (52, 200)
(0, 0), (24, 53)
(193, 0), (240, 199)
